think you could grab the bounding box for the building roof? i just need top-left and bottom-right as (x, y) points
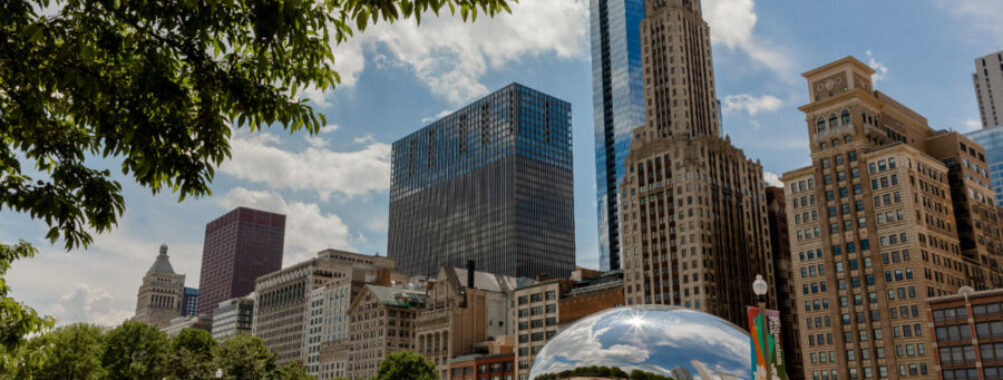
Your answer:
(446, 267), (520, 293)
(927, 287), (1003, 304)
(148, 244), (177, 274)
(365, 285), (426, 308)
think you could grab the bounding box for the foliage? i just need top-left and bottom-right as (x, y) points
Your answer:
(375, 350), (437, 380)
(275, 361), (315, 380)
(533, 365), (676, 380)
(166, 328), (218, 380)
(0, 241), (53, 361)
(4, 323), (104, 379)
(216, 333), (277, 380)
(101, 321), (170, 380)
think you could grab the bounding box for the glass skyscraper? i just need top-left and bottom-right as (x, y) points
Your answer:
(591, 0), (645, 271)
(388, 83), (575, 279)
(967, 125), (1003, 205)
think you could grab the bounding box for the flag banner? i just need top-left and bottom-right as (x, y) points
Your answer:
(748, 306), (788, 380)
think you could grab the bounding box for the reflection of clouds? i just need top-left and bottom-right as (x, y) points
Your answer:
(530, 306), (752, 380)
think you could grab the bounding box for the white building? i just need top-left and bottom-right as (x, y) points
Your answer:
(974, 50), (1003, 128)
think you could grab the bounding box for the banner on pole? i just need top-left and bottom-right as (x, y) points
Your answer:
(748, 306), (788, 380)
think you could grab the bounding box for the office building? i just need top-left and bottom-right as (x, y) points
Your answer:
(766, 187), (805, 380)
(345, 285), (426, 380)
(416, 264), (520, 379)
(513, 269), (624, 379)
(781, 56), (983, 380)
(590, 0), (646, 271)
(966, 126), (1003, 206)
(449, 353), (516, 380)
(318, 340), (349, 380)
(928, 287), (1003, 380)
(133, 244), (185, 328)
(388, 83), (575, 279)
(161, 314), (212, 337)
(973, 50), (1003, 128)
(181, 287), (198, 316)
(211, 296), (254, 341)
(618, 0), (776, 328)
(196, 207), (285, 316)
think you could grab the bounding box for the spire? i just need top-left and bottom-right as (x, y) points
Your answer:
(148, 244), (176, 274)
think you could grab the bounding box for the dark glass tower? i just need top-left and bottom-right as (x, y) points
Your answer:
(591, 0), (646, 271)
(388, 83), (575, 278)
(195, 207), (285, 316)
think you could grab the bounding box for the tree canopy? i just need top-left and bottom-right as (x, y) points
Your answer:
(0, 0), (514, 351)
(375, 351), (437, 380)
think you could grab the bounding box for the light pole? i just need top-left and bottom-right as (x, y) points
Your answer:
(753, 274), (770, 380)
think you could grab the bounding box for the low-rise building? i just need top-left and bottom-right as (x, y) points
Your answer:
(161, 314), (212, 336)
(513, 269), (624, 380)
(346, 285), (425, 379)
(212, 296), (254, 341)
(416, 264), (521, 379)
(449, 353), (516, 380)
(928, 287), (1003, 380)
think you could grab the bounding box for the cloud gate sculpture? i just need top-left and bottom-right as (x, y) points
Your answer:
(529, 305), (752, 380)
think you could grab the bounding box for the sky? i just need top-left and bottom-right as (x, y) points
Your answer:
(3, 0), (1003, 326)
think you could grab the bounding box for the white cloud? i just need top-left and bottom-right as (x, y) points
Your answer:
(320, 124), (340, 134)
(763, 171), (783, 187)
(219, 130), (391, 200)
(865, 50), (889, 88)
(421, 109), (456, 124)
(218, 188), (352, 264)
(343, 0), (588, 104)
(704, 0), (795, 78)
(352, 134), (377, 145)
(961, 118), (982, 131)
(937, 0), (1003, 42)
(305, 135), (329, 148)
(48, 285), (133, 327)
(722, 94), (783, 116)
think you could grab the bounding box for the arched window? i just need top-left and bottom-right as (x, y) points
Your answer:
(817, 117), (826, 132)
(829, 113), (838, 128)
(841, 109), (851, 125)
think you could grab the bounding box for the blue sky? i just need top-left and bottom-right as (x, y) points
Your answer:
(4, 0), (1002, 325)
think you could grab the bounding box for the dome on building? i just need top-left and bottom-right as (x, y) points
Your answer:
(529, 305), (751, 380)
(147, 244), (176, 274)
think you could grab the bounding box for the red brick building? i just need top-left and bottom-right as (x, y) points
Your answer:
(449, 353), (515, 380)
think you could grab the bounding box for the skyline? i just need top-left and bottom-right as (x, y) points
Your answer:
(3, 0), (1003, 326)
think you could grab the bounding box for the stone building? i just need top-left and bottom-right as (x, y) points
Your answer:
(211, 296), (254, 341)
(782, 56), (984, 380)
(415, 264), (520, 379)
(927, 287), (1003, 380)
(513, 269), (624, 379)
(318, 340), (349, 380)
(766, 186), (806, 380)
(345, 285), (426, 379)
(133, 244), (186, 328)
(619, 0), (775, 327)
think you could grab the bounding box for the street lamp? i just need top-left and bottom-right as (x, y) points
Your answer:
(752, 274), (770, 380)
(215, 369), (223, 379)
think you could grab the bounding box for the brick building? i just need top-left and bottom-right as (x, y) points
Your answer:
(928, 287), (1003, 380)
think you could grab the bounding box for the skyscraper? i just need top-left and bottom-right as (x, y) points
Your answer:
(196, 207), (285, 316)
(966, 126), (1003, 205)
(782, 56), (993, 380)
(619, 0), (775, 327)
(133, 244), (186, 328)
(591, 0), (646, 271)
(388, 83), (575, 279)
(766, 187), (805, 380)
(180, 287), (198, 316)
(973, 50), (1003, 128)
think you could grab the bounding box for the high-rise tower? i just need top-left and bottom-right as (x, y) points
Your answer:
(620, 0), (776, 327)
(196, 207), (285, 316)
(973, 50), (1003, 128)
(591, 0), (646, 271)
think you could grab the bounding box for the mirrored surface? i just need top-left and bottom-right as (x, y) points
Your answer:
(530, 305), (751, 380)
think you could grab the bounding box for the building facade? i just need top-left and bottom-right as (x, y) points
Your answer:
(590, 0), (646, 271)
(181, 287), (198, 317)
(345, 285), (425, 380)
(927, 287), (1003, 380)
(449, 353), (516, 380)
(161, 315), (212, 337)
(133, 244), (185, 328)
(973, 51), (1003, 128)
(197, 207), (285, 316)
(782, 56), (976, 380)
(966, 126), (1003, 206)
(619, 0), (776, 328)
(766, 187), (806, 380)
(211, 296), (254, 341)
(415, 265), (519, 379)
(388, 83), (575, 279)
(513, 269), (624, 380)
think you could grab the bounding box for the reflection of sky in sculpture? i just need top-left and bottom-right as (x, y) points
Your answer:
(530, 305), (751, 380)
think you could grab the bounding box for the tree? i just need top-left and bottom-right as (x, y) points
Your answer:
(275, 361), (315, 380)
(4, 323), (104, 379)
(0, 242), (53, 356)
(165, 328), (217, 380)
(375, 351), (437, 380)
(216, 334), (276, 380)
(101, 321), (169, 379)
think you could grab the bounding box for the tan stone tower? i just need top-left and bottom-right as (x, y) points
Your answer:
(133, 244), (185, 328)
(619, 0), (775, 327)
(782, 56), (987, 380)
